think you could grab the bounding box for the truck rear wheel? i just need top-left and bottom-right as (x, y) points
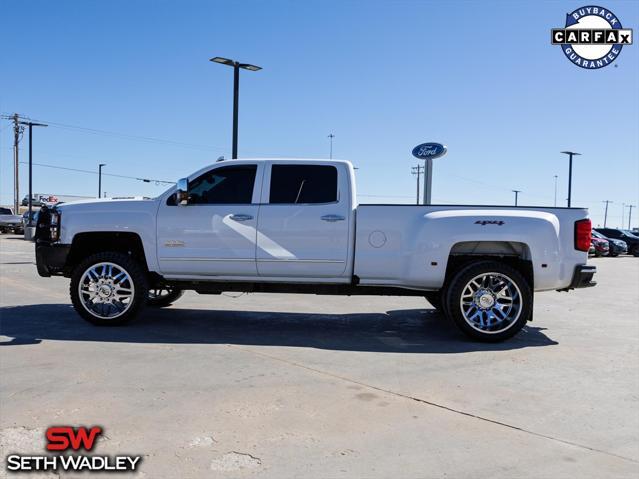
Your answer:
(445, 261), (532, 342)
(70, 252), (148, 326)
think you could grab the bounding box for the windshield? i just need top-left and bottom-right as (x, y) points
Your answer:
(591, 230), (604, 239)
(622, 230), (639, 239)
(0, 207), (12, 215)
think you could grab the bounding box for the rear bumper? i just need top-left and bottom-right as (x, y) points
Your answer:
(566, 264), (597, 289)
(35, 243), (70, 277)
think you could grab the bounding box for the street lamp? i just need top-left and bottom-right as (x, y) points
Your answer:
(560, 151), (581, 207)
(98, 164), (106, 198)
(18, 120), (48, 227)
(210, 56), (262, 159)
(512, 189), (521, 206)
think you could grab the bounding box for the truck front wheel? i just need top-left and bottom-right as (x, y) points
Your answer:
(147, 287), (184, 307)
(445, 261), (532, 342)
(70, 252), (148, 326)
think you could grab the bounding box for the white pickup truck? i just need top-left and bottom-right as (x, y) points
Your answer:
(35, 159), (596, 341)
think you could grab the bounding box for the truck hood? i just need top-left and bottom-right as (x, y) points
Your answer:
(55, 196), (151, 209)
(55, 197), (158, 218)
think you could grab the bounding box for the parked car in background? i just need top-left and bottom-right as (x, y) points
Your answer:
(22, 210), (39, 228)
(0, 207), (24, 234)
(595, 228), (639, 257)
(590, 236), (610, 257)
(592, 230), (627, 257)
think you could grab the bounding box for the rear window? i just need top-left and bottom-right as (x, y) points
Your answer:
(269, 165), (337, 204)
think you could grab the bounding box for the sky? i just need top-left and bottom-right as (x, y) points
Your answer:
(1, 0), (638, 228)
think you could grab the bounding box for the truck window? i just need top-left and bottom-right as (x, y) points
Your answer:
(188, 165), (257, 205)
(269, 165), (337, 204)
(0, 208), (12, 215)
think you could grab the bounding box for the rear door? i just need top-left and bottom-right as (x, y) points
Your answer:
(256, 163), (350, 278)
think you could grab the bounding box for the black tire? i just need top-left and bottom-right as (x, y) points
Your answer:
(444, 260), (532, 342)
(632, 247), (639, 257)
(70, 252), (148, 326)
(424, 291), (442, 310)
(147, 287), (184, 307)
(609, 252), (618, 257)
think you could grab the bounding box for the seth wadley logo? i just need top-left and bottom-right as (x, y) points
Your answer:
(5, 426), (142, 473)
(551, 5), (633, 69)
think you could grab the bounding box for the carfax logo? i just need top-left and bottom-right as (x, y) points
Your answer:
(551, 5), (633, 69)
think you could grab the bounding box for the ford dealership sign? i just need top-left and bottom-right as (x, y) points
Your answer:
(412, 143), (447, 160)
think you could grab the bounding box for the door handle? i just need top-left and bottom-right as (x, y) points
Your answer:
(321, 214), (345, 222)
(230, 214), (254, 222)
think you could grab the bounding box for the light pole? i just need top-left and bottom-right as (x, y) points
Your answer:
(628, 205), (636, 229)
(561, 151), (581, 207)
(18, 120), (48, 226)
(210, 57), (262, 159)
(512, 189), (521, 206)
(98, 163), (106, 198)
(328, 133), (335, 159)
(553, 175), (558, 207)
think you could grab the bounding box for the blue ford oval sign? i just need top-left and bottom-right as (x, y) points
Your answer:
(412, 143), (447, 160)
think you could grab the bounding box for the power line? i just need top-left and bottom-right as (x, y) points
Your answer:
(2, 113), (227, 153)
(18, 161), (175, 185)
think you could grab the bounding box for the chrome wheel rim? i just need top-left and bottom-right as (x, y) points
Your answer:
(459, 272), (522, 334)
(78, 262), (135, 319)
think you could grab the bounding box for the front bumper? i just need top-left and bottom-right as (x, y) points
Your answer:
(35, 243), (70, 277)
(567, 264), (597, 289)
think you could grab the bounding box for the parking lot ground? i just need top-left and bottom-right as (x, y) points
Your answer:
(1, 234), (638, 478)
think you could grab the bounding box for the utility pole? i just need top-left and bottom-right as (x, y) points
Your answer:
(12, 114), (24, 213)
(602, 200), (613, 227)
(411, 165), (424, 205)
(328, 134), (335, 159)
(628, 205), (635, 230)
(98, 163), (106, 198)
(553, 175), (558, 207)
(1, 113), (26, 212)
(621, 203), (625, 228)
(512, 189), (521, 206)
(18, 120), (48, 227)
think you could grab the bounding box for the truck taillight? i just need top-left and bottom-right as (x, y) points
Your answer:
(575, 219), (591, 252)
(49, 211), (60, 241)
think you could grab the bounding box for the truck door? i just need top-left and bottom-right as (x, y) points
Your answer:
(157, 163), (261, 277)
(256, 163), (350, 278)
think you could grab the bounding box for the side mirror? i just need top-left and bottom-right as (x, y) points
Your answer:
(176, 178), (189, 205)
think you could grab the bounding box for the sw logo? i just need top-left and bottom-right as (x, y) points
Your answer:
(475, 220), (505, 226)
(5, 425), (142, 473)
(46, 426), (102, 451)
(551, 5), (633, 69)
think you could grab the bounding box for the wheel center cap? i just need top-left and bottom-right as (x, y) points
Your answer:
(475, 290), (495, 309)
(98, 285), (113, 298)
